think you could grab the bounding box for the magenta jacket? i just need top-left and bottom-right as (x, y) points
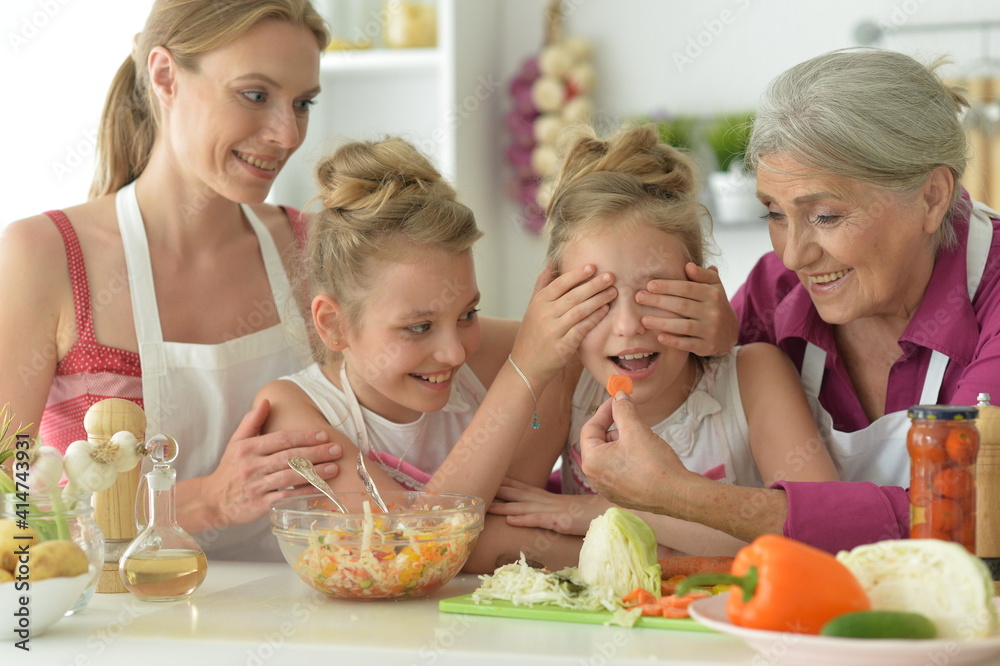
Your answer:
(732, 195), (1000, 552)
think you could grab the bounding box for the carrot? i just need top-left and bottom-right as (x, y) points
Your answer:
(639, 603), (666, 616)
(606, 374), (633, 396)
(659, 590), (710, 610)
(622, 586), (656, 607)
(658, 556), (734, 579)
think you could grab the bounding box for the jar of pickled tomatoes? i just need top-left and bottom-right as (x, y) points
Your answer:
(907, 405), (979, 552)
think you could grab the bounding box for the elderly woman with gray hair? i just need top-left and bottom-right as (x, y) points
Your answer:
(582, 47), (1000, 553)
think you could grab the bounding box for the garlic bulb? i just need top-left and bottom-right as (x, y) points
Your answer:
(533, 114), (565, 145)
(562, 95), (594, 123)
(567, 62), (596, 95)
(62, 439), (120, 493)
(530, 145), (559, 177)
(539, 43), (572, 77)
(26, 445), (63, 494)
(531, 75), (566, 113)
(110, 431), (143, 472)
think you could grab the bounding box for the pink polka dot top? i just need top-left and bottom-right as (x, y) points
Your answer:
(40, 210), (142, 452)
(38, 207), (308, 453)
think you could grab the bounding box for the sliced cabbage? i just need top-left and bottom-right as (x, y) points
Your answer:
(577, 508), (661, 599)
(472, 555), (620, 612)
(836, 539), (998, 639)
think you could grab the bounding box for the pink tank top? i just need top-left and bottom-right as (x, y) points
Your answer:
(41, 210), (142, 452)
(39, 206), (307, 452)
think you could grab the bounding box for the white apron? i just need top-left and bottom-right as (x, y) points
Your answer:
(117, 182), (312, 561)
(801, 201), (995, 487)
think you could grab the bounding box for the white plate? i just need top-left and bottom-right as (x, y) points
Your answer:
(688, 593), (1000, 666)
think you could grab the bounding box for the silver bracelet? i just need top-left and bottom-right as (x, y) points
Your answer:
(507, 355), (540, 429)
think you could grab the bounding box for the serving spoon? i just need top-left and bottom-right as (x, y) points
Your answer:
(287, 457), (349, 513)
(356, 451), (389, 513)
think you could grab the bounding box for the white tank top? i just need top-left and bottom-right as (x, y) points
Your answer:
(563, 348), (765, 493)
(281, 363), (487, 489)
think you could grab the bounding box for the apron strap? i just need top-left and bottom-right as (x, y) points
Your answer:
(967, 201), (996, 298)
(919, 350), (950, 405)
(116, 181), (163, 350)
(340, 363), (371, 455)
(240, 205), (312, 361)
(919, 204), (994, 404)
(800, 343), (826, 398)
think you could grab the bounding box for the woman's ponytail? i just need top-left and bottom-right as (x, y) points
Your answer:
(89, 55), (156, 199)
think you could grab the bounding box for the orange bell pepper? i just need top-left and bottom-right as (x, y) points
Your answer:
(675, 534), (870, 634)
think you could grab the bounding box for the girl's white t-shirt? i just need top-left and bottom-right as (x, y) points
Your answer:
(562, 347), (766, 494)
(281, 363), (486, 490)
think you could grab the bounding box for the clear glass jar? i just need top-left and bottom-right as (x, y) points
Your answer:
(0, 490), (104, 614)
(120, 465), (206, 602)
(907, 405), (979, 552)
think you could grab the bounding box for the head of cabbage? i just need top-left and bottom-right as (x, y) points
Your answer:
(577, 508), (661, 598)
(836, 538), (998, 639)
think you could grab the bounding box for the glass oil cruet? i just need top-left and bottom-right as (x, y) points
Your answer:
(119, 435), (208, 601)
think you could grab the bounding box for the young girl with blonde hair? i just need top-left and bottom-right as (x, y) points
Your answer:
(490, 123), (839, 555)
(255, 136), (615, 570)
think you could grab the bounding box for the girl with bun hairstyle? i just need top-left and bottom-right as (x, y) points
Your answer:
(255, 136), (616, 571)
(489, 124), (840, 555)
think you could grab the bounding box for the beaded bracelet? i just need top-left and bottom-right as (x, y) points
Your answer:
(507, 355), (540, 429)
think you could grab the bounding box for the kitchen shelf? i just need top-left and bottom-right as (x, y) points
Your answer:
(320, 47), (442, 73)
(270, 0), (507, 313)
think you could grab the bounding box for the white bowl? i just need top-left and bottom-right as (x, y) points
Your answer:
(2, 573), (91, 638)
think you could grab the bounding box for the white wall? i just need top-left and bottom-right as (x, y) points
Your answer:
(489, 0), (1000, 316)
(3, 0), (156, 220)
(5, 0), (999, 318)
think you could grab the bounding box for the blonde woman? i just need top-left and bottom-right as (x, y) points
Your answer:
(0, 1), (340, 561)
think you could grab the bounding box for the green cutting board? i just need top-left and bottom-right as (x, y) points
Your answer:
(438, 593), (716, 632)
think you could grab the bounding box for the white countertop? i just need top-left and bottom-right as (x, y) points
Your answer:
(18, 562), (759, 665)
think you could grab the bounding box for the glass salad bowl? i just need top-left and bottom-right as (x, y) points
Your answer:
(270, 492), (485, 600)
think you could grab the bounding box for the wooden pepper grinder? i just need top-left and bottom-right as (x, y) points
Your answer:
(975, 393), (1000, 594)
(84, 398), (147, 594)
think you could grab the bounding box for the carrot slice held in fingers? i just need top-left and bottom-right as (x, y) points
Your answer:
(606, 374), (633, 396)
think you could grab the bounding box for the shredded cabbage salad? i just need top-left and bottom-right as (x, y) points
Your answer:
(471, 554), (641, 627)
(294, 501), (480, 599)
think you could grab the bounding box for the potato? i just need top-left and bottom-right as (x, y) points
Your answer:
(0, 519), (38, 571)
(27, 540), (88, 581)
(0, 568), (13, 583)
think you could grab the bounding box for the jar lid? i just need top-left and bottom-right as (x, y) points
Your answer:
(907, 404), (979, 421)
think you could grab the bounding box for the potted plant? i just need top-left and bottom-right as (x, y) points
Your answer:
(704, 111), (761, 225)
(634, 112), (699, 153)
